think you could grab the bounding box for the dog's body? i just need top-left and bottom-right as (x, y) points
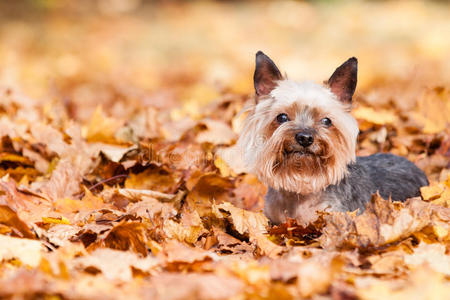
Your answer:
(264, 153), (428, 224)
(238, 51), (428, 224)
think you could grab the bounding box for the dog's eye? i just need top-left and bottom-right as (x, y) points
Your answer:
(276, 113), (289, 124)
(321, 117), (332, 127)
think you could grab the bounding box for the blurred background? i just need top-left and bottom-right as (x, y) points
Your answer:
(0, 0), (449, 120)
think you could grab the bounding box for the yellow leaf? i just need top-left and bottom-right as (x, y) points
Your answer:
(353, 106), (397, 125)
(432, 225), (448, 240)
(42, 216), (71, 225)
(215, 202), (283, 258)
(214, 155), (236, 177)
(164, 219), (205, 244)
(0, 153), (33, 165)
(421, 184), (445, 201)
(84, 106), (124, 143)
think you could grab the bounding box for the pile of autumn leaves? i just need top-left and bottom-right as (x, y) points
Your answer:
(0, 85), (449, 300)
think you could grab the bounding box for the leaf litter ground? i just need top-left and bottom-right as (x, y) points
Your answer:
(0, 1), (449, 299)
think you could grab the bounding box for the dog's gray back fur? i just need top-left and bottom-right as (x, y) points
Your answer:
(328, 153), (428, 210)
(264, 153), (428, 224)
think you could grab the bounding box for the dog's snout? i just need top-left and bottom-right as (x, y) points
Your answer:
(295, 132), (314, 147)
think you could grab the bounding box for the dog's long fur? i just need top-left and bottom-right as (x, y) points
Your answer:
(238, 52), (428, 224)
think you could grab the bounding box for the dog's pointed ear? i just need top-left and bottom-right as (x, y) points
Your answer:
(327, 57), (357, 103)
(254, 51), (283, 97)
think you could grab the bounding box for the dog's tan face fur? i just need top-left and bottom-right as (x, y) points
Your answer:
(238, 52), (359, 195)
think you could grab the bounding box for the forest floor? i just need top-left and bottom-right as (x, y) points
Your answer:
(0, 1), (449, 299)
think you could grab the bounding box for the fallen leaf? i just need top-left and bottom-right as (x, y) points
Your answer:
(125, 164), (180, 194)
(84, 106), (124, 144)
(297, 255), (344, 298)
(195, 119), (237, 145)
(73, 248), (158, 281)
(0, 205), (35, 238)
(42, 216), (70, 225)
(92, 221), (148, 256)
(215, 202), (284, 258)
(0, 235), (44, 267)
(404, 242), (450, 275)
(421, 183), (445, 201)
(353, 106), (398, 125)
(162, 240), (213, 265)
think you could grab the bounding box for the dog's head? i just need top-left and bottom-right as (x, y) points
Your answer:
(238, 51), (359, 194)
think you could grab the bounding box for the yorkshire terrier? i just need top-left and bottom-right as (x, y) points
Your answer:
(237, 51), (429, 224)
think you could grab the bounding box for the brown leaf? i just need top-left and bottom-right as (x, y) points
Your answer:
(0, 205), (35, 238)
(186, 172), (234, 217)
(164, 205), (207, 244)
(212, 227), (254, 255)
(39, 158), (83, 201)
(268, 217), (323, 243)
(125, 164), (181, 194)
(232, 174), (266, 211)
(92, 221), (148, 256)
(215, 202), (284, 258)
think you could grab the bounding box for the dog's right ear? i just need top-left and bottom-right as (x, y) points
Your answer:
(254, 51), (282, 98)
(327, 57), (358, 103)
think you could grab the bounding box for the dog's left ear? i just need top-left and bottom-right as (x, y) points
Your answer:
(254, 51), (283, 98)
(327, 57), (357, 103)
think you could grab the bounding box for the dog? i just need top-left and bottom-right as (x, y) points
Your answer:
(237, 51), (429, 224)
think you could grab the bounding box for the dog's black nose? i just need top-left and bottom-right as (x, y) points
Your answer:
(295, 132), (314, 147)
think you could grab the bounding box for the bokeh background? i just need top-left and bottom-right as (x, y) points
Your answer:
(1, 0), (449, 113)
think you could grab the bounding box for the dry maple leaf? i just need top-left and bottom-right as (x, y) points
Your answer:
(185, 171), (234, 217)
(268, 217), (323, 244)
(84, 106), (125, 144)
(124, 164), (181, 194)
(211, 226), (254, 255)
(215, 202), (284, 258)
(91, 221), (148, 256)
(164, 205), (207, 244)
(38, 158), (83, 202)
(0, 205), (35, 238)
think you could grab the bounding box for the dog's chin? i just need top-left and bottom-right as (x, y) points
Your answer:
(274, 148), (323, 178)
(283, 147), (318, 163)
(264, 146), (329, 194)
(284, 149), (313, 158)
